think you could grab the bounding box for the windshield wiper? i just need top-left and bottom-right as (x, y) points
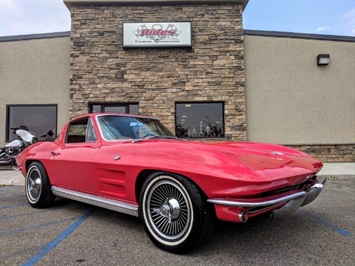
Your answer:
(150, 136), (177, 139)
(132, 136), (178, 143)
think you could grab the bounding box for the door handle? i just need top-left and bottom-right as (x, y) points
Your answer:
(51, 151), (61, 156)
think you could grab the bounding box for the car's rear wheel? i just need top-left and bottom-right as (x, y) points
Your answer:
(139, 172), (213, 253)
(25, 162), (55, 208)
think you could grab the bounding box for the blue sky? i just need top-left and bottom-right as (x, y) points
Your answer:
(0, 0), (354, 37)
(244, 0), (355, 36)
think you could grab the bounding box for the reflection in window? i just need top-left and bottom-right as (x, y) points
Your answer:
(90, 103), (139, 115)
(6, 105), (57, 142)
(175, 102), (224, 138)
(97, 115), (175, 140)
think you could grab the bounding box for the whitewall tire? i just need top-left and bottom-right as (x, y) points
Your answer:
(139, 172), (213, 253)
(25, 162), (55, 208)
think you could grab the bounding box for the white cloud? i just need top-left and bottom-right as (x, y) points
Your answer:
(315, 26), (330, 33)
(1, 0), (19, 13)
(24, 6), (70, 34)
(0, 1), (70, 36)
(342, 9), (355, 21)
(341, 9), (355, 36)
(314, 9), (355, 36)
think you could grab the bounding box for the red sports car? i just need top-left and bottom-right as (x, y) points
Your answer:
(16, 113), (325, 253)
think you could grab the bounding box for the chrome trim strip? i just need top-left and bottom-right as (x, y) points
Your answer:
(52, 186), (138, 217)
(207, 191), (306, 208)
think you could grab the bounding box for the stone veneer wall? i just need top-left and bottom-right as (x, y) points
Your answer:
(69, 3), (246, 140)
(287, 144), (355, 163)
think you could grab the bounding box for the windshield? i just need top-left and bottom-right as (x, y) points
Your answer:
(97, 115), (176, 141)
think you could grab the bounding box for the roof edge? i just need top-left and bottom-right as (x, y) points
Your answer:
(0, 31), (71, 42)
(64, 0), (249, 9)
(244, 29), (355, 42)
(1, 29), (354, 43)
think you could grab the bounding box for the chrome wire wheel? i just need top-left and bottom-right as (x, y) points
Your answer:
(143, 176), (193, 246)
(25, 162), (55, 208)
(26, 166), (42, 204)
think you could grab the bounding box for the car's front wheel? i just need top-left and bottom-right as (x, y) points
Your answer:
(139, 172), (213, 253)
(25, 162), (55, 208)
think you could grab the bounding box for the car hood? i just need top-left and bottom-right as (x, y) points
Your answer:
(127, 140), (323, 182)
(203, 141), (322, 179)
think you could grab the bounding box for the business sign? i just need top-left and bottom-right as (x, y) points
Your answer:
(123, 22), (192, 48)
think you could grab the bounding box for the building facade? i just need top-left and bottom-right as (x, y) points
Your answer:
(0, 0), (354, 162)
(67, 0), (248, 141)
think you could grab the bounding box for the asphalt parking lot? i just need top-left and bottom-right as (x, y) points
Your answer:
(0, 177), (354, 266)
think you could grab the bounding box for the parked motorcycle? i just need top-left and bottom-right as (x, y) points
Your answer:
(0, 126), (39, 167)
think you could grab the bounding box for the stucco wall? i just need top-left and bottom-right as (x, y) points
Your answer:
(244, 35), (355, 145)
(0, 37), (70, 146)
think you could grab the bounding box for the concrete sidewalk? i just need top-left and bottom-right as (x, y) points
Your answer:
(0, 168), (26, 186)
(0, 163), (354, 187)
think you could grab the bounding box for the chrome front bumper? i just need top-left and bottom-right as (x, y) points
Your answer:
(208, 179), (326, 213)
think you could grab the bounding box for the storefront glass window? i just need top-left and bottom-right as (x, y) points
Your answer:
(90, 103), (139, 115)
(6, 105), (57, 142)
(175, 102), (224, 138)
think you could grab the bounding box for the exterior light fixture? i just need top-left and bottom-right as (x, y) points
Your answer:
(317, 54), (330, 66)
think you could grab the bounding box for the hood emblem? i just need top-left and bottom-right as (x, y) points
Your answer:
(270, 151), (284, 156)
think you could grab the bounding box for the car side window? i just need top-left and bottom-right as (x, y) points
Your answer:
(66, 117), (97, 143)
(86, 118), (97, 142)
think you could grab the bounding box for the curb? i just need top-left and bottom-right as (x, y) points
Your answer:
(318, 175), (355, 181)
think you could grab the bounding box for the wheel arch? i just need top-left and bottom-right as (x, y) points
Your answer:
(135, 169), (211, 207)
(25, 160), (51, 180)
(25, 160), (42, 171)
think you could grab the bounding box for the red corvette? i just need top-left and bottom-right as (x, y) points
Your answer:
(16, 113), (325, 253)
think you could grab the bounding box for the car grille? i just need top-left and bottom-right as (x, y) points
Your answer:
(255, 175), (317, 198)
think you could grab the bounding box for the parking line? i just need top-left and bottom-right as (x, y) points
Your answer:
(0, 191), (24, 197)
(0, 203), (81, 220)
(0, 216), (79, 237)
(21, 209), (94, 266)
(0, 194), (25, 201)
(0, 203), (27, 210)
(300, 209), (352, 237)
(0, 186), (22, 191)
(0, 247), (38, 262)
(0, 203), (28, 210)
(0, 209), (58, 220)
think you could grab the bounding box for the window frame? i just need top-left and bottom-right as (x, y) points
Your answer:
(5, 104), (58, 142)
(89, 102), (139, 115)
(175, 101), (225, 139)
(65, 117), (97, 144)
